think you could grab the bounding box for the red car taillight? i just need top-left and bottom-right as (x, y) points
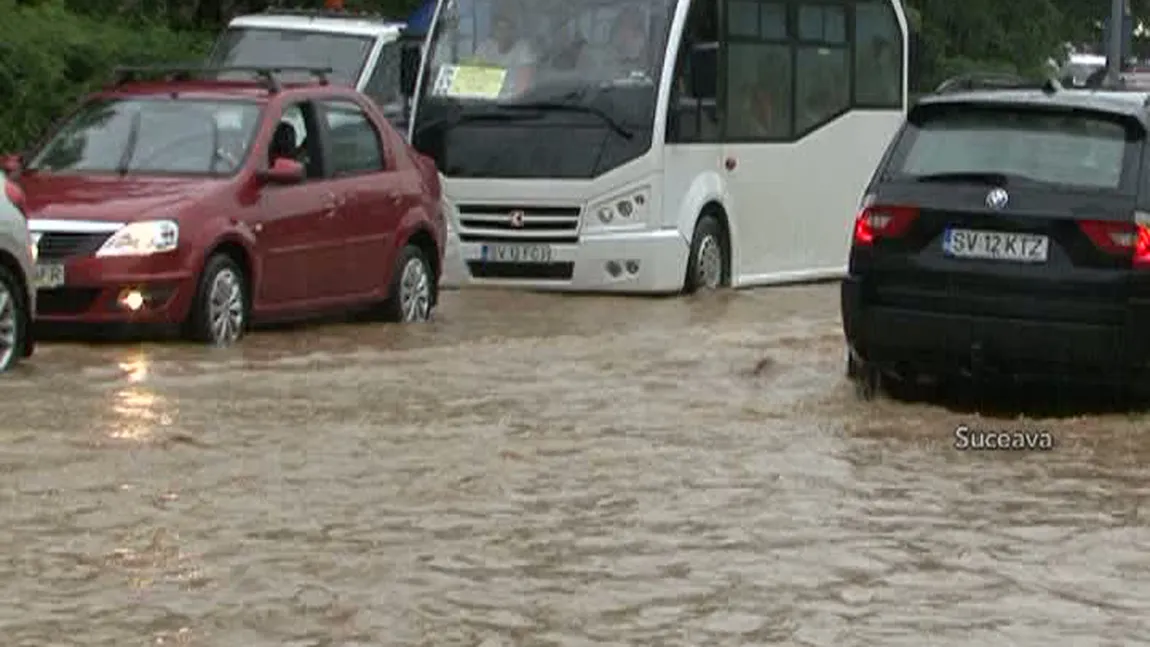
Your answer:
(1077, 212), (1150, 267)
(3, 180), (25, 214)
(852, 199), (918, 245)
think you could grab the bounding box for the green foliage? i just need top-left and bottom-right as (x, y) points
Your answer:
(906, 0), (1066, 91)
(0, 0), (211, 152)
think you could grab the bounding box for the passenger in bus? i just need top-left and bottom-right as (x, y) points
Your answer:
(551, 31), (589, 71)
(747, 87), (775, 136)
(584, 7), (650, 80)
(474, 14), (536, 68)
(732, 84), (778, 137)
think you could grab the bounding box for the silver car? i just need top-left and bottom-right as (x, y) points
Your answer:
(0, 170), (35, 372)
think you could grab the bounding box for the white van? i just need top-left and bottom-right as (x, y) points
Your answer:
(207, 8), (423, 130)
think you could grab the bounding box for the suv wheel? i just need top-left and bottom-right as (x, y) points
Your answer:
(0, 265), (28, 372)
(186, 254), (248, 346)
(377, 244), (434, 323)
(684, 214), (727, 294)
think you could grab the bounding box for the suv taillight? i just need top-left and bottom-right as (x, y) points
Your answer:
(3, 180), (25, 214)
(852, 200), (918, 245)
(1077, 212), (1150, 267)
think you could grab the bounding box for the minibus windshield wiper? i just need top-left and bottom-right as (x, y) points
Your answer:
(498, 100), (633, 139)
(412, 108), (544, 136)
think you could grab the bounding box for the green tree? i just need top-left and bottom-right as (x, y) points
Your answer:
(907, 0), (1066, 90)
(0, 0), (211, 151)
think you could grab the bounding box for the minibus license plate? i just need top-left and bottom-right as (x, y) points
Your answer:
(482, 244), (553, 263)
(943, 229), (1048, 263)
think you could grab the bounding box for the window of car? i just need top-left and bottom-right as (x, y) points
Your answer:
(319, 99), (386, 176)
(887, 105), (1141, 191)
(272, 102), (324, 179)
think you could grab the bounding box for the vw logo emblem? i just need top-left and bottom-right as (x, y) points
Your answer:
(509, 210), (525, 228)
(986, 188), (1009, 210)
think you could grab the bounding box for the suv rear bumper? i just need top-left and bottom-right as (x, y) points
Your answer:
(841, 277), (1150, 382)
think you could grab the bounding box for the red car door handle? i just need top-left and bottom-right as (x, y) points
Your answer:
(321, 192), (342, 215)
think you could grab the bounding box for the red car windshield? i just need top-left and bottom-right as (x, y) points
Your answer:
(28, 98), (263, 176)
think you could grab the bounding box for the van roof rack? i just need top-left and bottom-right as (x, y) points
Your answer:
(111, 65), (332, 93)
(260, 6), (395, 21)
(933, 73), (1050, 94)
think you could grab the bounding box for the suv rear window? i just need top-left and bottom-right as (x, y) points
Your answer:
(888, 105), (1139, 190)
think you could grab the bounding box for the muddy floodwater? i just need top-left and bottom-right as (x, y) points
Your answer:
(3, 284), (1150, 646)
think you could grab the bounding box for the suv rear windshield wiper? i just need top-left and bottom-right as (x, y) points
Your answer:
(498, 101), (633, 139)
(911, 171), (1051, 187)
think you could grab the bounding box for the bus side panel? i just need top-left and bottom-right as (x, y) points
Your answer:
(663, 144), (730, 241)
(725, 111), (903, 282)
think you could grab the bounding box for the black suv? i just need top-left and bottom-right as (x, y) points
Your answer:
(842, 74), (1150, 396)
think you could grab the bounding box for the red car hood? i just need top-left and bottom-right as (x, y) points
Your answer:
(19, 174), (214, 223)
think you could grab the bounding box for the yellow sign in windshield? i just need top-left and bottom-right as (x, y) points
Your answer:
(434, 64), (507, 99)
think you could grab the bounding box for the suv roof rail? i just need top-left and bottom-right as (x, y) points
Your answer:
(111, 65), (332, 93)
(259, 5), (396, 21)
(933, 72), (1048, 94)
(932, 73), (1064, 98)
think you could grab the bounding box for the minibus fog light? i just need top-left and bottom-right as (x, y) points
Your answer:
(606, 260), (622, 277)
(625, 260), (639, 274)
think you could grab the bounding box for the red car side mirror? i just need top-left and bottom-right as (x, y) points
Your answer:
(256, 157), (304, 185)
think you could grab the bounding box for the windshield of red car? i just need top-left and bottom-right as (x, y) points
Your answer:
(28, 98), (263, 176)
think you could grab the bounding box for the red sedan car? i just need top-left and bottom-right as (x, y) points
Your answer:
(4, 65), (445, 345)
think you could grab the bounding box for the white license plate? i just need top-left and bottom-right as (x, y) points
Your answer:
(35, 263), (65, 289)
(943, 229), (1049, 263)
(481, 244), (553, 263)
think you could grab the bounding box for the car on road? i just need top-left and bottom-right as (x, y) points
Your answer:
(842, 76), (1150, 396)
(0, 170), (35, 371)
(6, 64), (445, 345)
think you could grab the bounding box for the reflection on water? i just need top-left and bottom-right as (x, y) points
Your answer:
(106, 387), (171, 441)
(118, 353), (148, 383)
(100, 352), (174, 441)
(2, 285), (1149, 645)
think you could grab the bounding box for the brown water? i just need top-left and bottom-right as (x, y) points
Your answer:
(3, 284), (1149, 646)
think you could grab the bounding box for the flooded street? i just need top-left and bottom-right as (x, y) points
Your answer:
(3, 283), (1150, 646)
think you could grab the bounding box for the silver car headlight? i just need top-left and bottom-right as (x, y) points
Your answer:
(96, 220), (179, 257)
